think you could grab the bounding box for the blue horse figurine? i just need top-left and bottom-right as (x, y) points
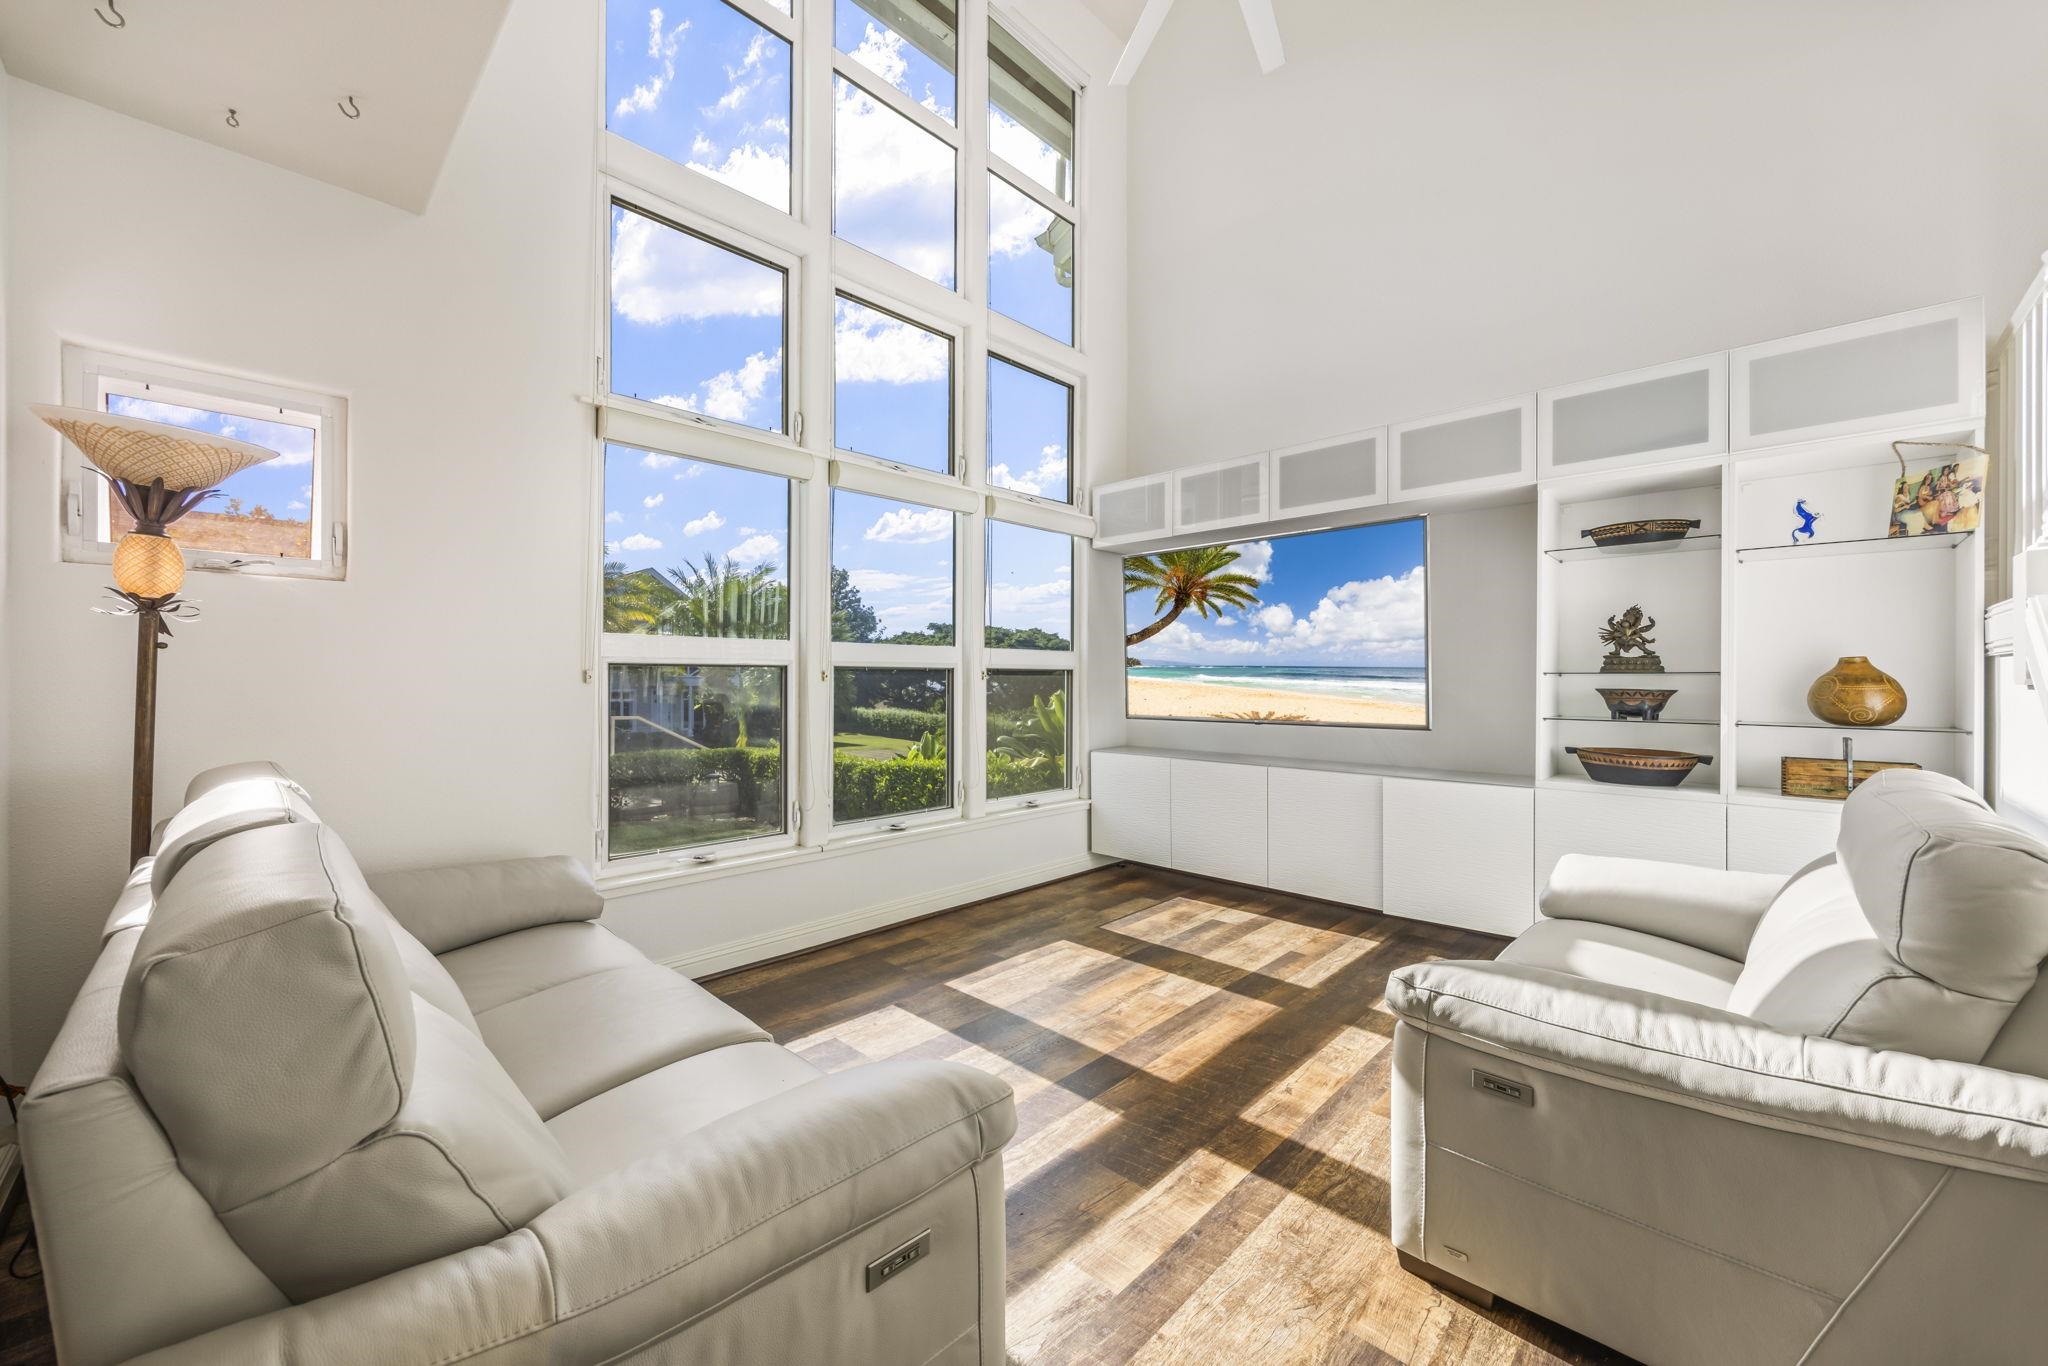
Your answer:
(1792, 500), (1821, 543)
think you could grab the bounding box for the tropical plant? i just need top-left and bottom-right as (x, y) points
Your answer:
(659, 555), (788, 639)
(899, 729), (946, 762)
(602, 560), (674, 633)
(1123, 545), (1262, 646)
(992, 689), (1066, 766)
(831, 566), (880, 643)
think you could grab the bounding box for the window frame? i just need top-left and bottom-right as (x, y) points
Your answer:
(983, 517), (1077, 810)
(593, 0), (1097, 880)
(59, 345), (349, 583)
(830, 288), (963, 481)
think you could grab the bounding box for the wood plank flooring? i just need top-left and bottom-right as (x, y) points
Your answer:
(708, 863), (1635, 1366)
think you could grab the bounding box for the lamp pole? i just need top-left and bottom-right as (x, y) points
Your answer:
(131, 606), (164, 865)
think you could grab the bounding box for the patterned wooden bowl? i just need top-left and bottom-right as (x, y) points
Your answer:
(1579, 518), (1703, 547)
(1565, 747), (1714, 787)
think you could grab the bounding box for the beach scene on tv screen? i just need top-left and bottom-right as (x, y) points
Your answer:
(1123, 518), (1427, 728)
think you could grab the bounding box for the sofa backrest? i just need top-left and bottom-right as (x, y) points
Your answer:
(1728, 770), (2048, 1063)
(119, 801), (571, 1302)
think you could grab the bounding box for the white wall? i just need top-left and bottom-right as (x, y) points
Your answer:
(4, 0), (1127, 1073)
(1099, 0), (2048, 773)
(0, 55), (12, 1080)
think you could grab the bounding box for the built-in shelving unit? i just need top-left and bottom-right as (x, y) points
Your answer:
(1734, 531), (1975, 563)
(1543, 534), (1721, 564)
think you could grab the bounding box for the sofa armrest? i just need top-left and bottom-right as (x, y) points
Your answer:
(125, 1059), (1016, 1365)
(1540, 853), (1785, 960)
(1388, 958), (2048, 1181)
(366, 855), (602, 953)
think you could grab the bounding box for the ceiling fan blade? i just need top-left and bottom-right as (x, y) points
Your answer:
(1237, 0), (1286, 73)
(1109, 0), (1180, 87)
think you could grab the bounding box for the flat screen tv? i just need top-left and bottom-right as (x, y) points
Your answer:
(1123, 516), (1428, 729)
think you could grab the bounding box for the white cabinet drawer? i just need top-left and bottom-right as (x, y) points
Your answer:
(1170, 758), (1268, 885)
(1727, 801), (1841, 875)
(1267, 767), (1382, 908)
(1382, 779), (1534, 935)
(1534, 786), (1726, 904)
(1090, 751), (1172, 865)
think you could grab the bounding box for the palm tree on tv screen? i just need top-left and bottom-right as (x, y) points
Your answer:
(1123, 546), (1262, 647)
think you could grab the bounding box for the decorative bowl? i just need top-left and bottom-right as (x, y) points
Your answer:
(1594, 687), (1678, 721)
(1566, 746), (1714, 787)
(1580, 518), (1703, 547)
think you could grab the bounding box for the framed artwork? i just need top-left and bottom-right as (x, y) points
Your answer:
(1888, 443), (1987, 538)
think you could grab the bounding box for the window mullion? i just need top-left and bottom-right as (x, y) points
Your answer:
(960, 0), (993, 317)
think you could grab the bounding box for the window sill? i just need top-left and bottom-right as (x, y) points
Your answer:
(596, 796), (1090, 900)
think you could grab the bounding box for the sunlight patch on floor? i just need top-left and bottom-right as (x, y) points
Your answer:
(1106, 898), (1383, 986)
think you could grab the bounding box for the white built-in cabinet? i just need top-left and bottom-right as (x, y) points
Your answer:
(1092, 472), (1172, 548)
(1538, 354), (1728, 478)
(1533, 785), (1726, 902)
(1726, 803), (1842, 875)
(1266, 766), (1384, 907)
(1090, 750), (1173, 866)
(1731, 299), (1983, 450)
(1171, 455), (1269, 537)
(1389, 395), (1536, 501)
(1268, 429), (1389, 520)
(1169, 758), (1268, 884)
(1381, 778), (1537, 935)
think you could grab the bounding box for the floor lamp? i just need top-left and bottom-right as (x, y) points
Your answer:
(32, 404), (282, 865)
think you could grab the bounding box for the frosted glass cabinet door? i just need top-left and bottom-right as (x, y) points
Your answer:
(1390, 396), (1536, 499)
(1090, 751), (1172, 865)
(1269, 429), (1388, 519)
(1093, 474), (1171, 547)
(1731, 299), (1983, 450)
(1172, 455), (1269, 535)
(1538, 355), (1728, 476)
(1267, 767), (1383, 907)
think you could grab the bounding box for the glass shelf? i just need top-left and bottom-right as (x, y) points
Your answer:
(1545, 715), (1719, 725)
(1736, 531), (1973, 563)
(1543, 534), (1721, 564)
(1735, 720), (1972, 735)
(1543, 669), (1719, 677)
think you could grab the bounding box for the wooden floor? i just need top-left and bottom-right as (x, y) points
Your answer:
(710, 864), (1633, 1366)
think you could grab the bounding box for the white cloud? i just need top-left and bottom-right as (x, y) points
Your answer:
(643, 492), (665, 509)
(727, 532), (780, 566)
(606, 510), (625, 524)
(834, 299), (949, 384)
(685, 140), (790, 208)
(1254, 602), (1295, 633)
(863, 506), (952, 543)
(614, 9), (686, 120)
(652, 349), (782, 424)
(990, 105), (1064, 203)
(286, 499), (308, 512)
(1145, 621), (1263, 659)
(1269, 567), (1427, 658)
(683, 510), (725, 537)
(613, 532), (663, 552)
(989, 172), (1060, 262)
(704, 33), (772, 116)
(989, 444), (1067, 497)
(611, 209), (783, 325)
(640, 451), (676, 471)
(831, 73), (955, 283)
(1226, 540), (1274, 583)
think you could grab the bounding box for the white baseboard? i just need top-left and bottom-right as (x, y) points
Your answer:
(661, 853), (1108, 980)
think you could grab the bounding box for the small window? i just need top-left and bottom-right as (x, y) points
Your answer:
(986, 521), (1072, 649)
(835, 296), (953, 474)
(605, 0), (793, 212)
(601, 444), (792, 638)
(833, 666), (953, 822)
(831, 489), (956, 643)
(988, 18), (1074, 203)
(63, 348), (346, 580)
(835, 0), (957, 122)
(989, 175), (1073, 345)
(986, 355), (1072, 501)
(608, 663), (787, 856)
(834, 74), (957, 287)
(987, 669), (1069, 799)
(609, 203), (788, 435)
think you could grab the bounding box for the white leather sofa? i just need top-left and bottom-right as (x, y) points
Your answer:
(20, 762), (1015, 1365)
(1388, 768), (2048, 1365)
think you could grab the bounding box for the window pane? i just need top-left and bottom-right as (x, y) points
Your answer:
(989, 19), (1074, 203)
(986, 355), (1071, 500)
(987, 670), (1069, 798)
(834, 667), (952, 822)
(986, 521), (1072, 649)
(834, 75), (957, 287)
(610, 204), (786, 434)
(834, 297), (952, 473)
(99, 392), (318, 559)
(831, 490), (955, 643)
(989, 176), (1073, 345)
(605, 0), (792, 211)
(602, 444), (790, 638)
(609, 664), (786, 856)
(836, 0), (957, 123)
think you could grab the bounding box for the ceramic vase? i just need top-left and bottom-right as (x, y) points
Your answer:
(1805, 656), (1907, 727)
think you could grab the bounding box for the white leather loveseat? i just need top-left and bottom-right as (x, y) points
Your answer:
(21, 762), (1016, 1365)
(1387, 768), (2048, 1365)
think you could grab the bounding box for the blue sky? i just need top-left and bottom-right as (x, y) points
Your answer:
(987, 520), (1073, 645)
(102, 394), (317, 540)
(1125, 519), (1428, 668)
(987, 356), (1070, 500)
(605, 443), (791, 595)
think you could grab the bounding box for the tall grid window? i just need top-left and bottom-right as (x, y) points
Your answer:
(598, 0), (1091, 866)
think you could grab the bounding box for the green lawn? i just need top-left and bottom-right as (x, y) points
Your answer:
(832, 732), (915, 759)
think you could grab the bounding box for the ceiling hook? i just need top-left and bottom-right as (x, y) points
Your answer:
(337, 95), (360, 120)
(225, 108), (239, 129)
(94, 0), (126, 27)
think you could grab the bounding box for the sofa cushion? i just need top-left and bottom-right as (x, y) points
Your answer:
(1500, 917), (1743, 1011)
(150, 770), (320, 894)
(545, 1040), (823, 1188)
(441, 922), (771, 1118)
(121, 821), (415, 1210)
(183, 759), (311, 806)
(1835, 768), (2048, 1004)
(368, 855), (603, 955)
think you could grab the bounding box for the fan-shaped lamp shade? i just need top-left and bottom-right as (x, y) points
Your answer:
(32, 403), (280, 493)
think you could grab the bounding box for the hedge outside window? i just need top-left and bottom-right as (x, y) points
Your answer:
(609, 664), (787, 856)
(987, 670), (1068, 799)
(834, 667), (953, 822)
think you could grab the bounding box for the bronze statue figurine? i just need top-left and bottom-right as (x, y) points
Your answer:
(1598, 604), (1665, 674)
